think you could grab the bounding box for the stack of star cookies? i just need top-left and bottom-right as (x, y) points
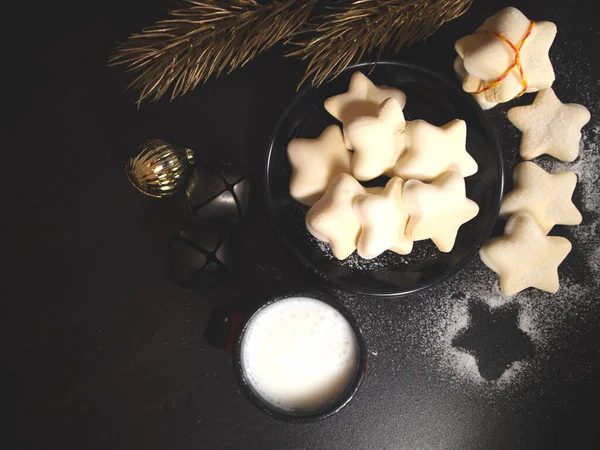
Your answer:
(454, 7), (557, 110)
(287, 71), (480, 260)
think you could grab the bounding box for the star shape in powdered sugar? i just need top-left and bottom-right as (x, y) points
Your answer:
(507, 88), (591, 162)
(452, 299), (534, 381)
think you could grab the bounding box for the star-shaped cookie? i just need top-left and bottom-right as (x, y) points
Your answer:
(453, 56), (498, 110)
(353, 177), (413, 259)
(393, 119), (478, 182)
(500, 162), (582, 234)
(480, 212), (572, 295)
(455, 7), (557, 107)
(507, 88), (591, 162)
(403, 171), (480, 252)
(325, 71), (406, 148)
(345, 98), (406, 181)
(288, 125), (352, 206)
(306, 173), (380, 260)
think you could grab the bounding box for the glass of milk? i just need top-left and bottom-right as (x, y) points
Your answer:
(233, 292), (367, 422)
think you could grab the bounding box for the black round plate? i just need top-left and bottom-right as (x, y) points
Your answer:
(265, 61), (503, 297)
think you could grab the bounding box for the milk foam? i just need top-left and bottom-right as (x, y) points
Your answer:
(241, 297), (359, 412)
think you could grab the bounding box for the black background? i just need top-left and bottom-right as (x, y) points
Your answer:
(6, 0), (599, 449)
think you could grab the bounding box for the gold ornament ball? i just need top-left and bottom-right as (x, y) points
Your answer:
(126, 139), (195, 198)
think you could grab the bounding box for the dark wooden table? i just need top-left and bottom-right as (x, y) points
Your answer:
(8, 0), (599, 448)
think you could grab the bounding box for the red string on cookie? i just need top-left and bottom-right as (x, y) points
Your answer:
(470, 20), (535, 98)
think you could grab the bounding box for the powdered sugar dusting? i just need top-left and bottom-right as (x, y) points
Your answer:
(365, 142), (598, 389)
(404, 273), (530, 393)
(537, 124), (600, 222)
(592, 246), (600, 275)
(417, 260), (596, 393)
(312, 236), (389, 269)
(400, 121), (600, 394)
